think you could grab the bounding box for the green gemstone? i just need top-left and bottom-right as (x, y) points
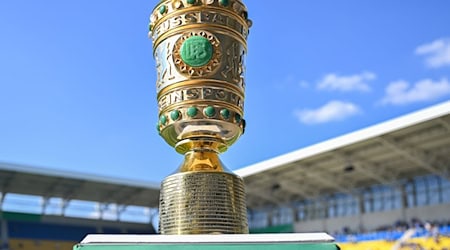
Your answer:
(170, 110), (181, 121)
(220, 109), (230, 119)
(180, 36), (213, 67)
(159, 115), (167, 125)
(156, 122), (160, 133)
(219, 0), (229, 6)
(204, 106), (216, 117)
(187, 107), (198, 117)
(235, 113), (241, 123)
(187, 0), (196, 4)
(159, 5), (167, 14)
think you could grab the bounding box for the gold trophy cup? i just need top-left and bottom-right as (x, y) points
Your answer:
(149, 0), (252, 234)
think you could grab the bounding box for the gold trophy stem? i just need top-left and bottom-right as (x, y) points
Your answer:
(179, 150), (226, 173)
(175, 138), (228, 172)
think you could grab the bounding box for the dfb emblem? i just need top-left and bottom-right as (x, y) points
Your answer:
(180, 36), (213, 67)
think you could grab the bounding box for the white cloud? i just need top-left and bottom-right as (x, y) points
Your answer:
(415, 38), (450, 68)
(294, 100), (361, 125)
(380, 78), (450, 105)
(317, 71), (375, 92)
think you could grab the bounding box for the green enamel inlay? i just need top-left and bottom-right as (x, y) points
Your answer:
(180, 36), (213, 67)
(170, 110), (181, 121)
(235, 113), (241, 123)
(219, 0), (229, 6)
(220, 109), (230, 119)
(204, 106), (216, 117)
(187, 107), (198, 117)
(159, 5), (167, 14)
(159, 114), (167, 125)
(187, 0), (196, 4)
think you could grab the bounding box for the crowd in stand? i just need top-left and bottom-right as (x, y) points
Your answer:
(333, 218), (450, 250)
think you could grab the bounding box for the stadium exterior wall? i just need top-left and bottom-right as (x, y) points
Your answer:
(294, 203), (450, 233)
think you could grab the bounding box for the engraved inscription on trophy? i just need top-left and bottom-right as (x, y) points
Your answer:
(159, 87), (244, 111)
(152, 11), (248, 42)
(155, 49), (162, 85)
(162, 42), (175, 81)
(221, 43), (245, 86)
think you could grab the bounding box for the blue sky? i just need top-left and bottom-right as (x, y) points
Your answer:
(1, 1), (449, 183)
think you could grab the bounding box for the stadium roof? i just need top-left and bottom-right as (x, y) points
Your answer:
(0, 162), (160, 207)
(236, 101), (450, 209)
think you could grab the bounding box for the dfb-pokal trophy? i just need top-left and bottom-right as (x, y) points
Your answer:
(75, 0), (338, 249)
(152, 0), (250, 234)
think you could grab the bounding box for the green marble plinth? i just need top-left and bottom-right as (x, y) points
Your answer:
(75, 233), (338, 250)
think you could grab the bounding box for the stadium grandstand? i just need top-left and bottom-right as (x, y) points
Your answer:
(0, 164), (159, 250)
(0, 100), (449, 250)
(238, 100), (450, 249)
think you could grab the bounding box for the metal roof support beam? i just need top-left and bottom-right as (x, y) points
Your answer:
(354, 162), (395, 184)
(377, 137), (448, 178)
(116, 205), (127, 221)
(1, 218), (8, 250)
(42, 178), (64, 197)
(60, 180), (87, 205)
(290, 205), (300, 222)
(266, 210), (274, 227)
(149, 208), (159, 225)
(356, 191), (365, 214)
(41, 197), (50, 215)
(304, 170), (352, 194)
(0, 172), (15, 194)
(60, 199), (70, 216)
(437, 118), (450, 131)
(97, 202), (109, 220)
(332, 152), (394, 185)
(0, 192), (4, 211)
(397, 183), (408, 220)
(278, 179), (317, 200)
(115, 189), (146, 206)
(99, 186), (128, 204)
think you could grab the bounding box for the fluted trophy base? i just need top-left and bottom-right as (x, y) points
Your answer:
(158, 149), (248, 234)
